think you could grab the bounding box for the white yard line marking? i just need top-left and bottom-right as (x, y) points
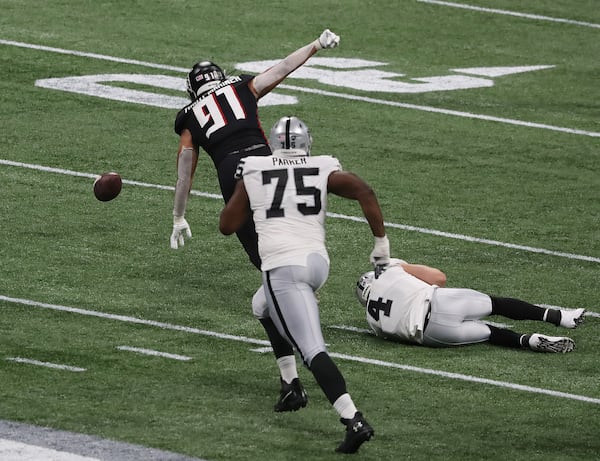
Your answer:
(0, 158), (221, 199)
(0, 295), (269, 346)
(249, 347), (275, 354)
(117, 346), (192, 361)
(0, 439), (102, 461)
(1, 39), (599, 138)
(277, 84), (600, 138)
(0, 39), (187, 71)
(374, 217), (600, 263)
(2, 158), (598, 263)
(0, 422), (210, 461)
(331, 325), (373, 335)
(2, 295), (598, 405)
(417, 0), (600, 29)
(539, 304), (600, 319)
(328, 210), (600, 263)
(5, 357), (86, 372)
(331, 352), (600, 405)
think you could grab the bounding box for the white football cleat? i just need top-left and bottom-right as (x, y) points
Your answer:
(559, 308), (586, 329)
(529, 334), (575, 353)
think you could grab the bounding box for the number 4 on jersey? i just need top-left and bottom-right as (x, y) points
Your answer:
(367, 297), (392, 321)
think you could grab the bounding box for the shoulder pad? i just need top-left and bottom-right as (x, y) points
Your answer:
(389, 258), (408, 266)
(319, 155), (343, 171)
(174, 104), (194, 135)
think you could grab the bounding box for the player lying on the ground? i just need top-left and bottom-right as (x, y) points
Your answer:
(355, 259), (586, 352)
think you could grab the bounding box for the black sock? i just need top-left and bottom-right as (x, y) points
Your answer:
(490, 296), (546, 321)
(309, 352), (347, 404)
(545, 309), (561, 326)
(488, 325), (527, 348)
(259, 318), (294, 359)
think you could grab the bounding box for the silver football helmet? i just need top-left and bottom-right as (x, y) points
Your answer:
(356, 271), (375, 307)
(268, 116), (312, 157)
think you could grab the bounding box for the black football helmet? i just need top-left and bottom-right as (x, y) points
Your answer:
(186, 61), (226, 100)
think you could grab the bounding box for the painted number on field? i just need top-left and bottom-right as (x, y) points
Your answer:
(35, 58), (554, 108)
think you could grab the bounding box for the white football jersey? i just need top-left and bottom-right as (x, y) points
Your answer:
(365, 263), (435, 344)
(238, 154), (342, 271)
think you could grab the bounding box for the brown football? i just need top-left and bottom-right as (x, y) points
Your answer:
(93, 172), (122, 201)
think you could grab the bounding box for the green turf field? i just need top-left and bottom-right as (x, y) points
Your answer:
(1, 1), (598, 460)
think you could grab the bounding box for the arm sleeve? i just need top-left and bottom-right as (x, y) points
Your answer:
(252, 40), (320, 97)
(173, 147), (195, 218)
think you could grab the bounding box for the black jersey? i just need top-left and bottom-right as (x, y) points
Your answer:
(174, 74), (270, 169)
(174, 74), (270, 270)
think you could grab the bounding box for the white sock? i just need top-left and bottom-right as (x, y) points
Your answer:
(520, 334), (531, 348)
(333, 393), (358, 420)
(277, 355), (298, 384)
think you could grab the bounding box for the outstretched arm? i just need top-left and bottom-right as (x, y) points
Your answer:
(327, 171), (385, 237)
(219, 179), (251, 235)
(251, 29), (340, 99)
(327, 170), (390, 268)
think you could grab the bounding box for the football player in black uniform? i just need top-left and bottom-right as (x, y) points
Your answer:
(169, 29), (340, 412)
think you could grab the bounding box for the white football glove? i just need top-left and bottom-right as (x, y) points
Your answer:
(370, 235), (390, 278)
(317, 29), (340, 49)
(170, 216), (192, 250)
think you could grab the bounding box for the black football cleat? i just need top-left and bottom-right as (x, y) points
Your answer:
(335, 411), (374, 454)
(274, 377), (308, 412)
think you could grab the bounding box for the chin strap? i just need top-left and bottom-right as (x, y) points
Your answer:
(361, 284), (372, 304)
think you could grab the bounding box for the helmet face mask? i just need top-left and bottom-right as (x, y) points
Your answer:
(356, 271), (375, 307)
(186, 61), (226, 101)
(269, 116), (313, 157)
